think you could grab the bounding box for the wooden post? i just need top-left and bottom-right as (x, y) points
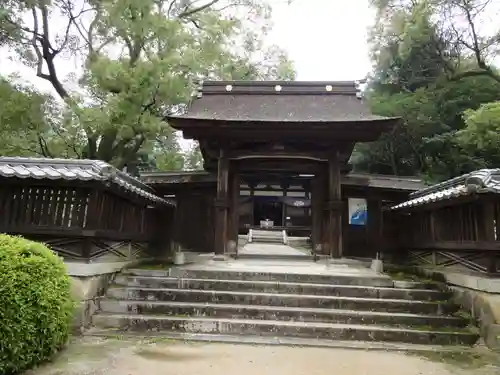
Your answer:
(311, 171), (325, 255)
(228, 165), (240, 247)
(81, 189), (100, 262)
(281, 180), (288, 227)
(479, 200), (497, 274)
(249, 182), (255, 227)
(328, 151), (342, 258)
(342, 198), (349, 257)
(367, 198), (382, 259)
(214, 150), (229, 255)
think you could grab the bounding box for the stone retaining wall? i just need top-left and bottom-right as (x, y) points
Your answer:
(389, 264), (500, 351)
(67, 261), (143, 332)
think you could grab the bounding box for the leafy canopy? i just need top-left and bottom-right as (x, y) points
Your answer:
(357, 0), (500, 181)
(0, 0), (296, 173)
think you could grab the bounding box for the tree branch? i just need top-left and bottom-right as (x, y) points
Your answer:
(54, 1), (94, 54)
(451, 68), (500, 83)
(177, 0), (220, 18)
(37, 134), (53, 158)
(38, 5), (70, 99)
(29, 8), (49, 80)
(460, 0), (486, 69)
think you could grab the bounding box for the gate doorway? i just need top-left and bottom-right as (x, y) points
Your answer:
(253, 197), (283, 227)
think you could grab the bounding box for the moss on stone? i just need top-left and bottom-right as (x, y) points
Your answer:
(133, 261), (174, 270)
(413, 348), (500, 370)
(385, 265), (447, 284)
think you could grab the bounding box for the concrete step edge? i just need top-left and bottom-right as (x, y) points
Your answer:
(92, 313), (477, 336)
(98, 299), (466, 322)
(107, 287), (444, 304)
(113, 276), (446, 294)
(84, 329), (477, 353)
(123, 268), (388, 276)
(123, 268), (394, 282)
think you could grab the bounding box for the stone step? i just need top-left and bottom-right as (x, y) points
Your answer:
(99, 300), (468, 328)
(85, 329), (477, 353)
(250, 230), (284, 244)
(251, 241), (284, 246)
(92, 314), (479, 346)
(124, 269), (395, 287)
(251, 230), (283, 236)
(393, 280), (444, 290)
(232, 253), (319, 261)
(251, 238), (284, 244)
(252, 232), (282, 238)
(106, 287), (458, 314)
(112, 276), (450, 301)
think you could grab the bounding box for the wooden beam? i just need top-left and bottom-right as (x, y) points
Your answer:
(228, 165), (240, 246)
(391, 193), (498, 214)
(410, 241), (500, 251)
(478, 201), (497, 273)
(312, 172), (325, 255)
(367, 198), (382, 258)
(0, 225), (151, 242)
(214, 150), (230, 255)
(327, 151), (343, 258)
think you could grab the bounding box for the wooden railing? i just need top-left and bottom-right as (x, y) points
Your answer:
(0, 182), (172, 261)
(387, 195), (500, 274)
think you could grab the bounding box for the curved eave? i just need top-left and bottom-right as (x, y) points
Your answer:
(167, 116), (401, 142)
(166, 115), (401, 126)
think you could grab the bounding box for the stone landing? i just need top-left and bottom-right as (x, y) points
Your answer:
(91, 248), (479, 348)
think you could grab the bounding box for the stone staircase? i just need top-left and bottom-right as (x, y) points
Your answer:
(91, 265), (479, 348)
(249, 229), (285, 244)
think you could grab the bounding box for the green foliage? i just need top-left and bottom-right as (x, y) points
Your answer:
(358, 0), (500, 181)
(0, 235), (74, 375)
(183, 143), (204, 170)
(0, 0), (296, 170)
(0, 78), (54, 157)
(457, 101), (500, 166)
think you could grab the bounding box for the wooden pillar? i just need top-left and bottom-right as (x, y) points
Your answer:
(214, 151), (229, 255)
(249, 182), (255, 227)
(281, 180), (288, 227)
(311, 171), (325, 254)
(479, 200), (497, 274)
(81, 190), (101, 262)
(341, 197), (349, 257)
(327, 151), (342, 258)
(228, 165), (240, 246)
(367, 198), (382, 259)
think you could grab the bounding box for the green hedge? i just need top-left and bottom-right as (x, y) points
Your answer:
(0, 235), (74, 374)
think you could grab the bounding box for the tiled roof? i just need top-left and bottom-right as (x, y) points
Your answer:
(0, 157), (170, 205)
(141, 170), (212, 185)
(342, 173), (426, 191)
(391, 169), (500, 210)
(169, 80), (400, 123)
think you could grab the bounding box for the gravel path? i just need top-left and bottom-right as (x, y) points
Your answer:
(26, 337), (499, 375)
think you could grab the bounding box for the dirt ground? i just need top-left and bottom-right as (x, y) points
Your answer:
(25, 336), (500, 375)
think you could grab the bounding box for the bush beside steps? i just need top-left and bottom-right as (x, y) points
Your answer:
(0, 234), (74, 375)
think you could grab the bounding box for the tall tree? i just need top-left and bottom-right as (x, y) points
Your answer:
(0, 0), (295, 172)
(456, 101), (500, 167)
(356, 0), (500, 181)
(370, 0), (500, 83)
(0, 77), (58, 157)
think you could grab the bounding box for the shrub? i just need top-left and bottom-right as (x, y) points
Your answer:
(0, 234), (74, 374)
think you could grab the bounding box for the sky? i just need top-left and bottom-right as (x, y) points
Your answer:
(269, 0), (374, 81)
(0, 0), (375, 94)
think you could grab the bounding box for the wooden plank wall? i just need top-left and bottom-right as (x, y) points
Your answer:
(0, 181), (171, 260)
(389, 196), (500, 274)
(173, 188), (215, 253)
